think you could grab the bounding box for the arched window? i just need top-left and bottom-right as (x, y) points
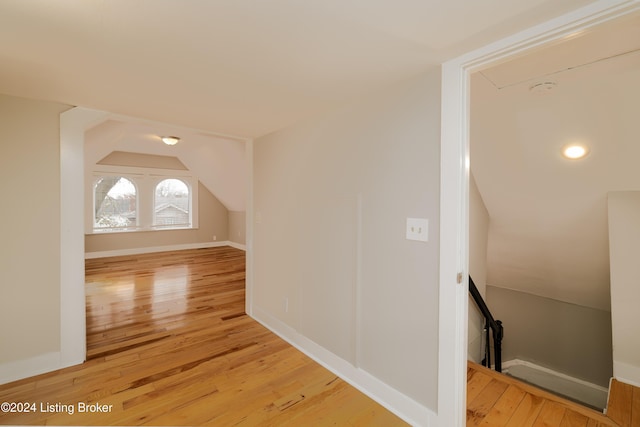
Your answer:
(94, 177), (137, 229)
(154, 178), (191, 227)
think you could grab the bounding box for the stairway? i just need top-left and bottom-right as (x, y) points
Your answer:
(606, 378), (640, 427)
(467, 361), (619, 426)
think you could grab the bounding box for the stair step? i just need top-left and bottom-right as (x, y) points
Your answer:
(468, 361), (618, 426)
(607, 378), (640, 427)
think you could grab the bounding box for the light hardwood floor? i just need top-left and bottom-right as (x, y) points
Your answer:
(0, 247), (407, 426)
(4, 246), (625, 427)
(607, 379), (640, 427)
(467, 362), (619, 426)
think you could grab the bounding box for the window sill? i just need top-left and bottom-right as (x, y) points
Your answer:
(87, 226), (197, 235)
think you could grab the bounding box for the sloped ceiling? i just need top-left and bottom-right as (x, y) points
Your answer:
(470, 14), (640, 311)
(0, 0), (597, 138)
(85, 120), (247, 211)
(2, 1), (633, 304)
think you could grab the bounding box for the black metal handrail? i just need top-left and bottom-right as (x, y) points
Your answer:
(469, 276), (504, 372)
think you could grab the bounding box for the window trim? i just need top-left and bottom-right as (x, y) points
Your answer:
(87, 165), (199, 234)
(152, 177), (193, 229)
(93, 175), (140, 232)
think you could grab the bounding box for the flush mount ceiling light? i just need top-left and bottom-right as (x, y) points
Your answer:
(562, 144), (589, 160)
(161, 136), (180, 146)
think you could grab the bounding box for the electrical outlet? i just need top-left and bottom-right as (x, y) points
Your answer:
(406, 218), (428, 242)
(212, 235), (217, 241)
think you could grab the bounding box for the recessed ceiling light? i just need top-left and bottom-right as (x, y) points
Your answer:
(161, 136), (180, 146)
(562, 144), (589, 160)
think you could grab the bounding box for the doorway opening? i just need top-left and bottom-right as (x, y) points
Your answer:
(468, 15), (640, 407)
(439, 2), (640, 424)
(60, 110), (251, 366)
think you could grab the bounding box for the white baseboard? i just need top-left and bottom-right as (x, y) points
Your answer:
(503, 359), (609, 409)
(227, 241), (246, 251)
(85, 241), (238, 259)
(250, 306), (435, 427)
(0, 352), (62, 385)
(613, 360), (640, 388)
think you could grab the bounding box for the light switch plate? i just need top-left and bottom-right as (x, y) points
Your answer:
(406, 218), (428, 242)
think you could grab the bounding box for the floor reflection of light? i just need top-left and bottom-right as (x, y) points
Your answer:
(85, 279), (136, 328)
(152, 265), (189, 316)
(86, 263), (193, 330)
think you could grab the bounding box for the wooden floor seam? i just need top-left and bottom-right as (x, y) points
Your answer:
(467, 361), (621, 426)
(1, 246), (631, 426)
(0, 247), (407, 426)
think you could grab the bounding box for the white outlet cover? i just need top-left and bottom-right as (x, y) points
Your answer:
(406, 218), (428, 242)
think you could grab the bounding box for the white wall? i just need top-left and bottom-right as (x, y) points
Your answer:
(468, 173), (490, 363)
(608, 191), (640, 387)
(252, 70), (441, 421)
(0, 93), (71, 381)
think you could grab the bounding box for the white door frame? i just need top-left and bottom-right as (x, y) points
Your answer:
(438, 0), (640, 425)
(60, 109), (251, 370)
(60, 107), (109, 368)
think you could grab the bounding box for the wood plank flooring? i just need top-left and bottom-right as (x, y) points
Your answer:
(0, 247), (407, 426)
(607, 379), (640, 427)
(3, 246), (628, 427)
(467, 362), (619, 426)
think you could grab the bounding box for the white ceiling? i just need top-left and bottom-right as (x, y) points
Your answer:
(3, 0), (631, 307)
(470, 14), (640, 311)
(0, 0), (597, 138)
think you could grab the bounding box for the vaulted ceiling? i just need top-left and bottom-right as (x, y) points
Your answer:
(470, 13), (640, 311)
(85, 119), (247, 211)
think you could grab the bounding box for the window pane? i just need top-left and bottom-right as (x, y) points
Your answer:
(154, 179), (190, 227)
(94, 177), (137, 229)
